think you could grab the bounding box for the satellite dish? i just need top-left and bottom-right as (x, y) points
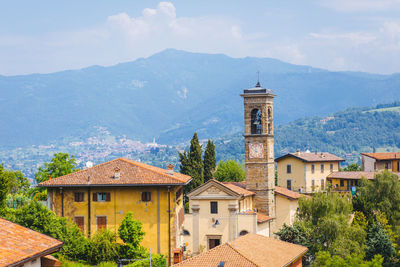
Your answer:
(86, 161), (94, 168)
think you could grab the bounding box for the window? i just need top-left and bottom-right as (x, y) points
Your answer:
(210, 201), (218, 214)
(321, 179), (325, 190)
(74, 192), (84, 202)
(340, 180), (344, 187)
(74, 216), (84, 232)
(93, 192), (110, 202)
(251, 109), (262, 134)
(208, 237), (221, 249)
(287, 179), (292, 190)
(239, 230), (249, 236)
(286, 164), (292, 174)
(311, 179), (315, 191)
(311, 164), (315, 174)
(97, 216), (107, 231)
(385, 162), (389, 169)
(330, 163), (334, 172)
(141, 192), (151, 202)
(321, 164), (324, 173)
(268, 123), (272, 134)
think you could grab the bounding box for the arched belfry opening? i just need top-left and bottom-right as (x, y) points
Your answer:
(251, 108), (262, 134)
(268, 106), (272, 119)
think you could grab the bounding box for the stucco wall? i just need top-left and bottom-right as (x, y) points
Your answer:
(275, 194), (298, 233)
(278, 157), (339, 193)
(49, 185), (183, 256)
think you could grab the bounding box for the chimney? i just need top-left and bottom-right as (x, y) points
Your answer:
(296, 150), (300, 156)
(167, 164), (174, 175)
(114, 167), (120, 179)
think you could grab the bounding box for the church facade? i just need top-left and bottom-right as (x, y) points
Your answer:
(182, 81), (304, 256)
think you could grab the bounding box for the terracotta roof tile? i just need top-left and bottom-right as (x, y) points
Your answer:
(275, 151), (345, 163)
(39, 158), (191, 187)
(0, 217), (63, 266)
(175, 234), (307, 267)
(174, 242), (257, 267)
(256, 212), (273, 223)
(327, 171), (400, 180)
(223, 182), (255, 197)
(275, 186), (306, 199)
(361, 153), (400, 160)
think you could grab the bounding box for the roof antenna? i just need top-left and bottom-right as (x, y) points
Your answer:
(255, 71), (261, 87)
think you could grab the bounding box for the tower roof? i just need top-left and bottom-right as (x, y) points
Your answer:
(242, 81), (274, 95)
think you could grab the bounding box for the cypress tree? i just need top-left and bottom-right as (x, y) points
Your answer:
(203, 140), (216, 182)
(179, 133), (204, 194)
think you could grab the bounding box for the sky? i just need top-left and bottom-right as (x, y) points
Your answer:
(1, 0), (399, 75)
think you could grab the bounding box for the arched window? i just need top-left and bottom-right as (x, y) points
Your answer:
(183, 229), (190, 236)
(239, 230), (249, 236)
(268, 107), (272, 119)
(268, 122), (272, 134)
(251, 109), (262, 134)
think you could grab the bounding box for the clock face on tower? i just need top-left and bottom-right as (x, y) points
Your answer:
(249, 143), (264, 159)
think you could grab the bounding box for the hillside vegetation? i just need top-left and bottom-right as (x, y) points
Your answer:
(215, 102), (400, 163)
(1, 49), (400, 148)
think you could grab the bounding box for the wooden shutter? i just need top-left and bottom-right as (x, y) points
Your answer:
(97, 216), (107, 231)
(93, 193), (98, 201)
(75, 216), (84, 232)
(106, 192), (111, 202)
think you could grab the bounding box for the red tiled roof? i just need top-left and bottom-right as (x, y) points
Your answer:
(327, 171), (400, 180)
(275, 186), (305, 200)
(361, 152), (400, 160)
(275, 151), (345, 163)
(0, 217), (63, 266)
(39, 158), (191, 187)
(256, 212), (273, 223)
(223, 182), (255, 197)
(174, 234), (308, 267)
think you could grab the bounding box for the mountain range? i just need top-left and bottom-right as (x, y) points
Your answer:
(1, 49), (400, 148)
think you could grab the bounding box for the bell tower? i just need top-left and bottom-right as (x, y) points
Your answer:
(241, 81), (276, 217)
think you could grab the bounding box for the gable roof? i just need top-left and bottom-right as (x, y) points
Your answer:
(39, 158), (191, 187)
(275, 152), (345, 163)
(361, 152), (400, 160)
(223, 182), (255, 197)
(174, 234), (308, 267)
(0, 217), (63, 266)
(188, 179), (255, 200)
(327, 171), (400, 180)
(275, 186), (305, 200)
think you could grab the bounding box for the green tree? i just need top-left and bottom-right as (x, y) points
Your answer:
(365, 222), (397, 266)
(314, 251), (383, 267)
(35, 152), (78, 183)
(353, 171), (400, 227)
(13, 201), (89, 261)
(277, 193), (367, 264)
(179, 133), (204, 193)
(214, 160), (245, 182)
(87, 230), (120, 264)
(343, 163), (361, 171)
(0, 165), (10, 214)
(118, 211), (146, 259)
(203, 140), (216, 183)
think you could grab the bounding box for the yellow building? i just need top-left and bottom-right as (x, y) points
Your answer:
(327, 170), (400, 192)
(276, 151), (344, 193)
(274, 186), (305, 232)
(39, 158), (191, 263)
(361, 152), (400, 172)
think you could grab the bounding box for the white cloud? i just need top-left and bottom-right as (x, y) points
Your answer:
(177, 87), (188, 99)
(1, 2), (400, 75)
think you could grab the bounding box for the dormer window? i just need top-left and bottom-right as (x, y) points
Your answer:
(114, 167), (120, 179)
(251, 109), (262, 134)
